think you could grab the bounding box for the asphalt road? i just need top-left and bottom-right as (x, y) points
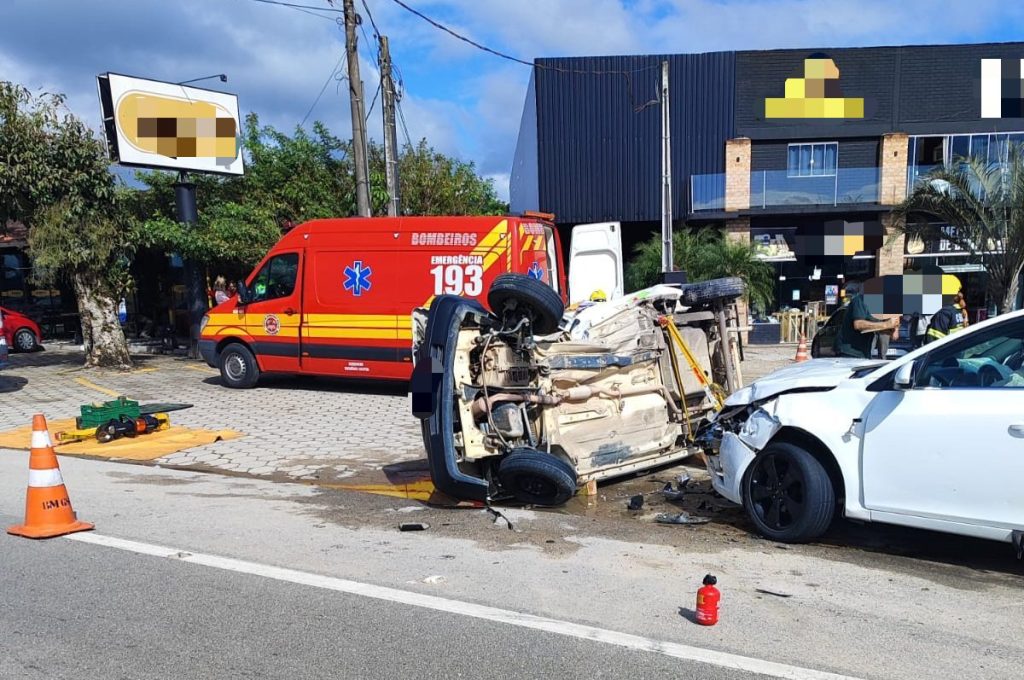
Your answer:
(0, 523), (768, 680)
(1, 455), (1022, 680)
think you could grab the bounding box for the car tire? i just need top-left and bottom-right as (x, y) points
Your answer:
(742, 442), (835, 543)
(810, 336), (820, 358)
(219, 343), (260, 389)
(680, 277), (745, 306)
(497, 447), (577, 506)
(487, 273), (565, 335)
(13, 328), (38, 352)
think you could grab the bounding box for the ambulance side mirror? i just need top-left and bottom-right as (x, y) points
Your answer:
(236, 281), (251, 305)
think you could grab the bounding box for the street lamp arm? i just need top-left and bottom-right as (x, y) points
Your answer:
(176, 74), (228, 86)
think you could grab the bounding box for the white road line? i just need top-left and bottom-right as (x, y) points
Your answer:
(66, 532), (861, 680)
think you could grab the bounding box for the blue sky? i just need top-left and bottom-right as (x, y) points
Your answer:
(2, 0), (1023, 200)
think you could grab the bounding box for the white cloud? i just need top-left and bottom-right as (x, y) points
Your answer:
(3, 0), (1024, 202)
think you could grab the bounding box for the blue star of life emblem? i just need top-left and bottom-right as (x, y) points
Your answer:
(344, 260), (372, 296)
(528, 261), (544, 280)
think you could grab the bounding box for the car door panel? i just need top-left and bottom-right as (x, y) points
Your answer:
(860, 318), (1024, 529)
(860, 388), (1023, 528)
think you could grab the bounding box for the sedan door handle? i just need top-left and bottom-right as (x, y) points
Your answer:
(283, 307), (297, 316)
(1009, 424), (1024, 438)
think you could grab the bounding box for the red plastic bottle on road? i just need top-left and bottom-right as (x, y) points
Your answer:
(695, 574), (720, 626)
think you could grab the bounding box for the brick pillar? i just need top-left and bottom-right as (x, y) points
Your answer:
(876, 213), (906, 276)
(879, 132), (909, 206)
(725, 138), (751, 212)
(723, 218), (751, 343)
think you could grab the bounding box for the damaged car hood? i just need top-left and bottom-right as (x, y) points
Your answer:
(725, 358), (884, 406)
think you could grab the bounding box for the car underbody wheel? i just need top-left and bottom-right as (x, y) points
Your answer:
(497, 448), (577, 507)
(487, 273), (565, 335)
(680, 277), (745, 306)
(810, 336), (821, 358)
(219, 343), (260, 389)
(14, 328), (38, 352)
(742, 442), (835, 543)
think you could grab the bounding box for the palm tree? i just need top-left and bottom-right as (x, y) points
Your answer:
(893, 146), (1024, 313)
(626, 227), (775, 312)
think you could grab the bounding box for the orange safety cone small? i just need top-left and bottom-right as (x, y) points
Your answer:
(7, 414), (94, 539)
(794, 334), (809, 363)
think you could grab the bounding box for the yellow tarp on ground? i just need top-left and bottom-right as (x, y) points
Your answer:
(0, 418), (241, 461)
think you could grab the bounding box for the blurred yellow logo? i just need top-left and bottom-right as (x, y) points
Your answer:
(116, 92), (237, 159)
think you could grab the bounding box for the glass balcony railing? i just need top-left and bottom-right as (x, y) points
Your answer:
(750, 167), (880, 208)
(689, 167), (881, 213)
(690, 173), (725, 212)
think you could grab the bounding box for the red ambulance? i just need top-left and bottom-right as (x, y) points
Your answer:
(199, 215), (573, 387)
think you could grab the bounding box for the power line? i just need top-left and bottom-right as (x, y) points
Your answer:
(365, 80), (382, 122)
(359, 0), (382, 38)
(301, 52), (347, 127)
(396, 99), (413, 147)
(386, 0), (660, 76)
(240, 0), (341, 20)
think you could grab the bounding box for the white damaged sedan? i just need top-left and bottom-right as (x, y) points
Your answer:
(700, 309), (1024, 553)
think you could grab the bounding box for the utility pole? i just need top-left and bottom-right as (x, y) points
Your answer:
(660, 60), (673, 272)
(379, 35), (401, 216)
(343, 0), (371, 216)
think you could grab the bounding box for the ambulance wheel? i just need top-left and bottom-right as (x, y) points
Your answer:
(488, 273), (565, 335)
(497, 448), (577, 507)
(219, 343), (260, 389)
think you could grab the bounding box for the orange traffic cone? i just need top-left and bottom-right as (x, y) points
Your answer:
(7, 414), (94, 539)
(794, 335), (809, 363)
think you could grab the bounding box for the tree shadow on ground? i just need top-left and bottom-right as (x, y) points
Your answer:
(0, 374), (28, 393)
(2, 348), (160, 371)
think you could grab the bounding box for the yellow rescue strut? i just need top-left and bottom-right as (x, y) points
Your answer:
(659, 316), (726, 413)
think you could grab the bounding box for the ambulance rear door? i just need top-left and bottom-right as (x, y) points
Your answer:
(568, 222), (623, 305)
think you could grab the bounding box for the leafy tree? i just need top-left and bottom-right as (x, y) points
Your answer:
(894, 149), (1024, 313)
(131, 116), (506, 273)
(626, 227), (775, 312)
(0, 82), (132, 368)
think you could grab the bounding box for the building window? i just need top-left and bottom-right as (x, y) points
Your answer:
(787, 142), (838, 177)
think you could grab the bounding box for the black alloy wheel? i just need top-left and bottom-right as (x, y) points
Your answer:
(742, 442), (834, 543)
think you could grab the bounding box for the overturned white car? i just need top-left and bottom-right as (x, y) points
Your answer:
(411, 273), (743, 506)
(700, 309), (1024, 551)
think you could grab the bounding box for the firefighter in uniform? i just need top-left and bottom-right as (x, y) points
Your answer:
(924, 291), (967, 344)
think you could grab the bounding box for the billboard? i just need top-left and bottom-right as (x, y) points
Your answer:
(96, 73), (243, 175)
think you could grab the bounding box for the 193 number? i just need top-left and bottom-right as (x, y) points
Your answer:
(430, 264), (483, 296)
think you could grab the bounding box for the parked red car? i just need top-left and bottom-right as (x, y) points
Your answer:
(0, 307), (42, 352)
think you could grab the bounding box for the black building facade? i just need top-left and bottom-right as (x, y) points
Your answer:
(511, 41), (1024, 315)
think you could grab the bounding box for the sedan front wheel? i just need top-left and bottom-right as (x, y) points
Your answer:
(742, 442), (835, 543)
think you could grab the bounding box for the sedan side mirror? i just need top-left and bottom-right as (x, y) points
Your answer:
(893, 361), (916, 390)
(236, 281), (251, 305)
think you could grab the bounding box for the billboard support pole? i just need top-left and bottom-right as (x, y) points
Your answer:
(174, 171), (205, 359)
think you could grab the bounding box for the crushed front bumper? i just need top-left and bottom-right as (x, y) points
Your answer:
(410, 295), (492, 503)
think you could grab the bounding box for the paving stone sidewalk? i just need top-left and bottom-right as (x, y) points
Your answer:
(0, 347), (424, 484)
(0, 344), (794, 484)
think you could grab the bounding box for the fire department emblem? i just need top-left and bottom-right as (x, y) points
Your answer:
(263, 314), (280, 335)
(528, 261), (544, 280)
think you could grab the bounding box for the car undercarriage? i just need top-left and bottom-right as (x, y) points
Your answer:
(412, 273), (744, 506)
